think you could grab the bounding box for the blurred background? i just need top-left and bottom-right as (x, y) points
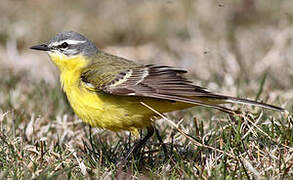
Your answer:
(0, 0), (292, 178)
(1, 0), (292, 99)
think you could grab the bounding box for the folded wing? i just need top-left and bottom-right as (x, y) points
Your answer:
(81, 64), (284, 113)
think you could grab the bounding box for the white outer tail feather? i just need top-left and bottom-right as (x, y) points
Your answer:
(225, 96), (284, 112)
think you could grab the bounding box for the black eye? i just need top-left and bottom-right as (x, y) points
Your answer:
(60, 42), (69, 48)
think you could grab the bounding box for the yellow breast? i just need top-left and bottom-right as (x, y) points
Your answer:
(48, 53), (153, 132)
(62, 70), (154, 132)
(48, 53), (193, 133)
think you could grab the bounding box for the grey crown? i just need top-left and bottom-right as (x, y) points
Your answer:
(48, 31), (98, 57)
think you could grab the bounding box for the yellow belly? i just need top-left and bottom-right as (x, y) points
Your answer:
(63, 78), (194, 132)
(68, 89), (151, 131)
(65, 83), (192, 132)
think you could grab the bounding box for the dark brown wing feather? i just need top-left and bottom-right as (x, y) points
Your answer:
(102, 65), (212, 96)
(82, 64), (284, 113)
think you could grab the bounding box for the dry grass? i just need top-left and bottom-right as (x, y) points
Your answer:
(0, 0), (292, 179)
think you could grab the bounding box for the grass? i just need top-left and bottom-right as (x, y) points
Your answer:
(0, 69), (291, 179)
(1, 0), (293, 179)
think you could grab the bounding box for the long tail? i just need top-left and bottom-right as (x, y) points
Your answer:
(148, 93), (284, 114)
(223, 96), (284, 112)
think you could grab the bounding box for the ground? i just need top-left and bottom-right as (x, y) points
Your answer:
(0, 0), (292, 179)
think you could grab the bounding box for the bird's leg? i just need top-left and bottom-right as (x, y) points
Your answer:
(154, 128), (168, 160)
(133, 127), (155, 156)
(88, 125), (94, 148)
(124, 127), (154, 160)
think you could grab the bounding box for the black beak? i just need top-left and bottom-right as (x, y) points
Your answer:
(30, 44), (50, 51)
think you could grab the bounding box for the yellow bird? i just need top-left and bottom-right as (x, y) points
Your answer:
(30, 31), (284, 154)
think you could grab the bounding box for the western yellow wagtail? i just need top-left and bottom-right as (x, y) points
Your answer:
(30, 31), (284, 155)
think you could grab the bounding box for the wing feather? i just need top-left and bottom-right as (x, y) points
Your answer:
(81, 61), (284, 113)
(81, 64), (236, 113)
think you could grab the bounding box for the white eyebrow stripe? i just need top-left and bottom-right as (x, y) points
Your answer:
(51, 39), (87, 46)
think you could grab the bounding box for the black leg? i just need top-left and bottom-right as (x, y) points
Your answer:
(124, 127), (154, 160)
(154, 128), (168, 160)
(88, 126), (94, 148)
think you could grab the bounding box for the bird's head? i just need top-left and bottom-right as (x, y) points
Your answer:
(30, 31), (97, 71)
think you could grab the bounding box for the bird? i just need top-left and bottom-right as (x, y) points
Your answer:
(30, 31), (284, 156)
